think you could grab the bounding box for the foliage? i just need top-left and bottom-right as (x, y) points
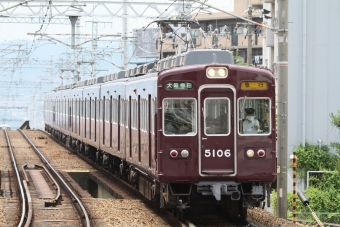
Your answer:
(294, 185), (340, 224)
(330, 110), (340, 128)
(271, 112), (340, 223)
(330, 142), (340, 156)
(330, 110), (340, 157)
(294, 142), (338, 178)
(271, 180), (340, 224)
(232, 49), (246, 65)
(274, 142), (340, 224)
(270, 190), (278, 215)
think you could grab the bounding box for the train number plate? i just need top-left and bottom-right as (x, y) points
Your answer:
(204, 149), (231, 158)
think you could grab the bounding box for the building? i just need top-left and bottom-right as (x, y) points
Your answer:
(287, 1), (340, 189)
(192, 0), (265, 64)
(157, 0), (266, 64)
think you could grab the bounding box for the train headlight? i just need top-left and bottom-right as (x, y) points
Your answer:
(170, 150), (178, 158)
(257, 149), (265, 157)
(246, 149), (254, 158)
(206, 67), (228, 78)
(207, 68), (216, 77)
(218, 68), (226, 77)
(181, 149), (189, 158)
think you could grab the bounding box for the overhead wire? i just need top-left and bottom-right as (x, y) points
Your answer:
(26, 0), (52, 56)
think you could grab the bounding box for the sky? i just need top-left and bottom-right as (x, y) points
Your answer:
(0, 0), (234, 129)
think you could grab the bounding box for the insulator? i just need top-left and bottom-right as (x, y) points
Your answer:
(298, 191), (309, 206)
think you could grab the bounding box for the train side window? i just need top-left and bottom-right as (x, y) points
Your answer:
(143, 99), (147, 131)
(204, 98), (230, 135)
(134, 100), (138, 129)
(69, 99), (72, 128)
(131, 99), (135, 129)
(120, 99), (125, 126)
(112, 98), (118, 124)
(86, 98), (90, 119)
(53, 105), (56, 122)
(145, 99), (148, 131)
(238, 98), (271, 135)
(151, 98), (155, 134)
(91, 98), (95, 120)
(163, 98), (196, 136)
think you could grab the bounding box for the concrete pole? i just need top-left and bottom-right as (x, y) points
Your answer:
(50, 55), (53, 91)
(92, 22), (98, 78)
(69, 16), (78, 49)
(247, 5), (253, 66)
(75, 18), (81, 82)
(122, 0), (128, 69)
(277, 0), (289, 219)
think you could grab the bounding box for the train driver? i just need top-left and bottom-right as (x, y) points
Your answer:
(242, 108), (260, 134)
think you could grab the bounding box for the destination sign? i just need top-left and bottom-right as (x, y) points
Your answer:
(166, 82), (193, 90)
(241, 81), (268, 90)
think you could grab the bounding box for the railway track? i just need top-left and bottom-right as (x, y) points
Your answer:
(40, 129), (259, 227)
(2, 129), (301, 227)
(2, 129), (91, 227)
(0, 130), (20, 226)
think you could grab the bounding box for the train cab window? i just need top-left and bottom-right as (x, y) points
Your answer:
(163, 98), (196, 136)
(238, 98), (271, 135)
(204, 98), (230, 135)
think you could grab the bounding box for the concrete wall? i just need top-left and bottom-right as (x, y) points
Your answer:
(288, 0), (340, 189)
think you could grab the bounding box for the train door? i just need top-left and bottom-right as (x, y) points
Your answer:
(199, 87), (235, 176)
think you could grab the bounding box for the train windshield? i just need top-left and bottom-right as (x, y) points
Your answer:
(204, 98), (230, 135)
(238, 98), (271, 135)
(163, 98), (196, 135)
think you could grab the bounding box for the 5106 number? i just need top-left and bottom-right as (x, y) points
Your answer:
(204, 149), (231, 158)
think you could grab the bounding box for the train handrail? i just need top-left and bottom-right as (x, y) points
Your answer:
(18, 129), (91, 227)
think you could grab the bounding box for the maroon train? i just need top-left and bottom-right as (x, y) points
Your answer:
(44, 49), (276, 218)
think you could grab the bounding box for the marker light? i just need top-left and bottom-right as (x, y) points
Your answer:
(257, 149), (266, 157)
(170, 150), (178, 158)
(218, 68), (226, 77)
(181, 149), (189, 158)
(207, 68), (216, 77)
(246, 149), (254, 158)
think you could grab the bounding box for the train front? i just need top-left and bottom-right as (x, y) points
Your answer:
(156, 60), (276, 216)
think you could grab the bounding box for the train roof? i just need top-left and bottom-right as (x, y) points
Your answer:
(181, 49), (234, 65)
(51, 49), (234, 92)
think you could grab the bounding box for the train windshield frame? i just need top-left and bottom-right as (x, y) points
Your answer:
(238, 97), (271, 136)
(204, 97), (230, 136)
(162, 98), (197, 136)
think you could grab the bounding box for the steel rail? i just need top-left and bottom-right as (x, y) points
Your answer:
(22, 181), (32, 227)
(18, 129), (91, 227)
(4, 130), (28, 227)
(21, 164), (62, 206)
(39, 129), (186, 227)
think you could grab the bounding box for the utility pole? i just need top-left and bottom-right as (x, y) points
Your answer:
(247, 5), (253, 66)
(92, 21), (98, 78)
(277, 0), (289, 219)
(122, 0), (128, 69)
